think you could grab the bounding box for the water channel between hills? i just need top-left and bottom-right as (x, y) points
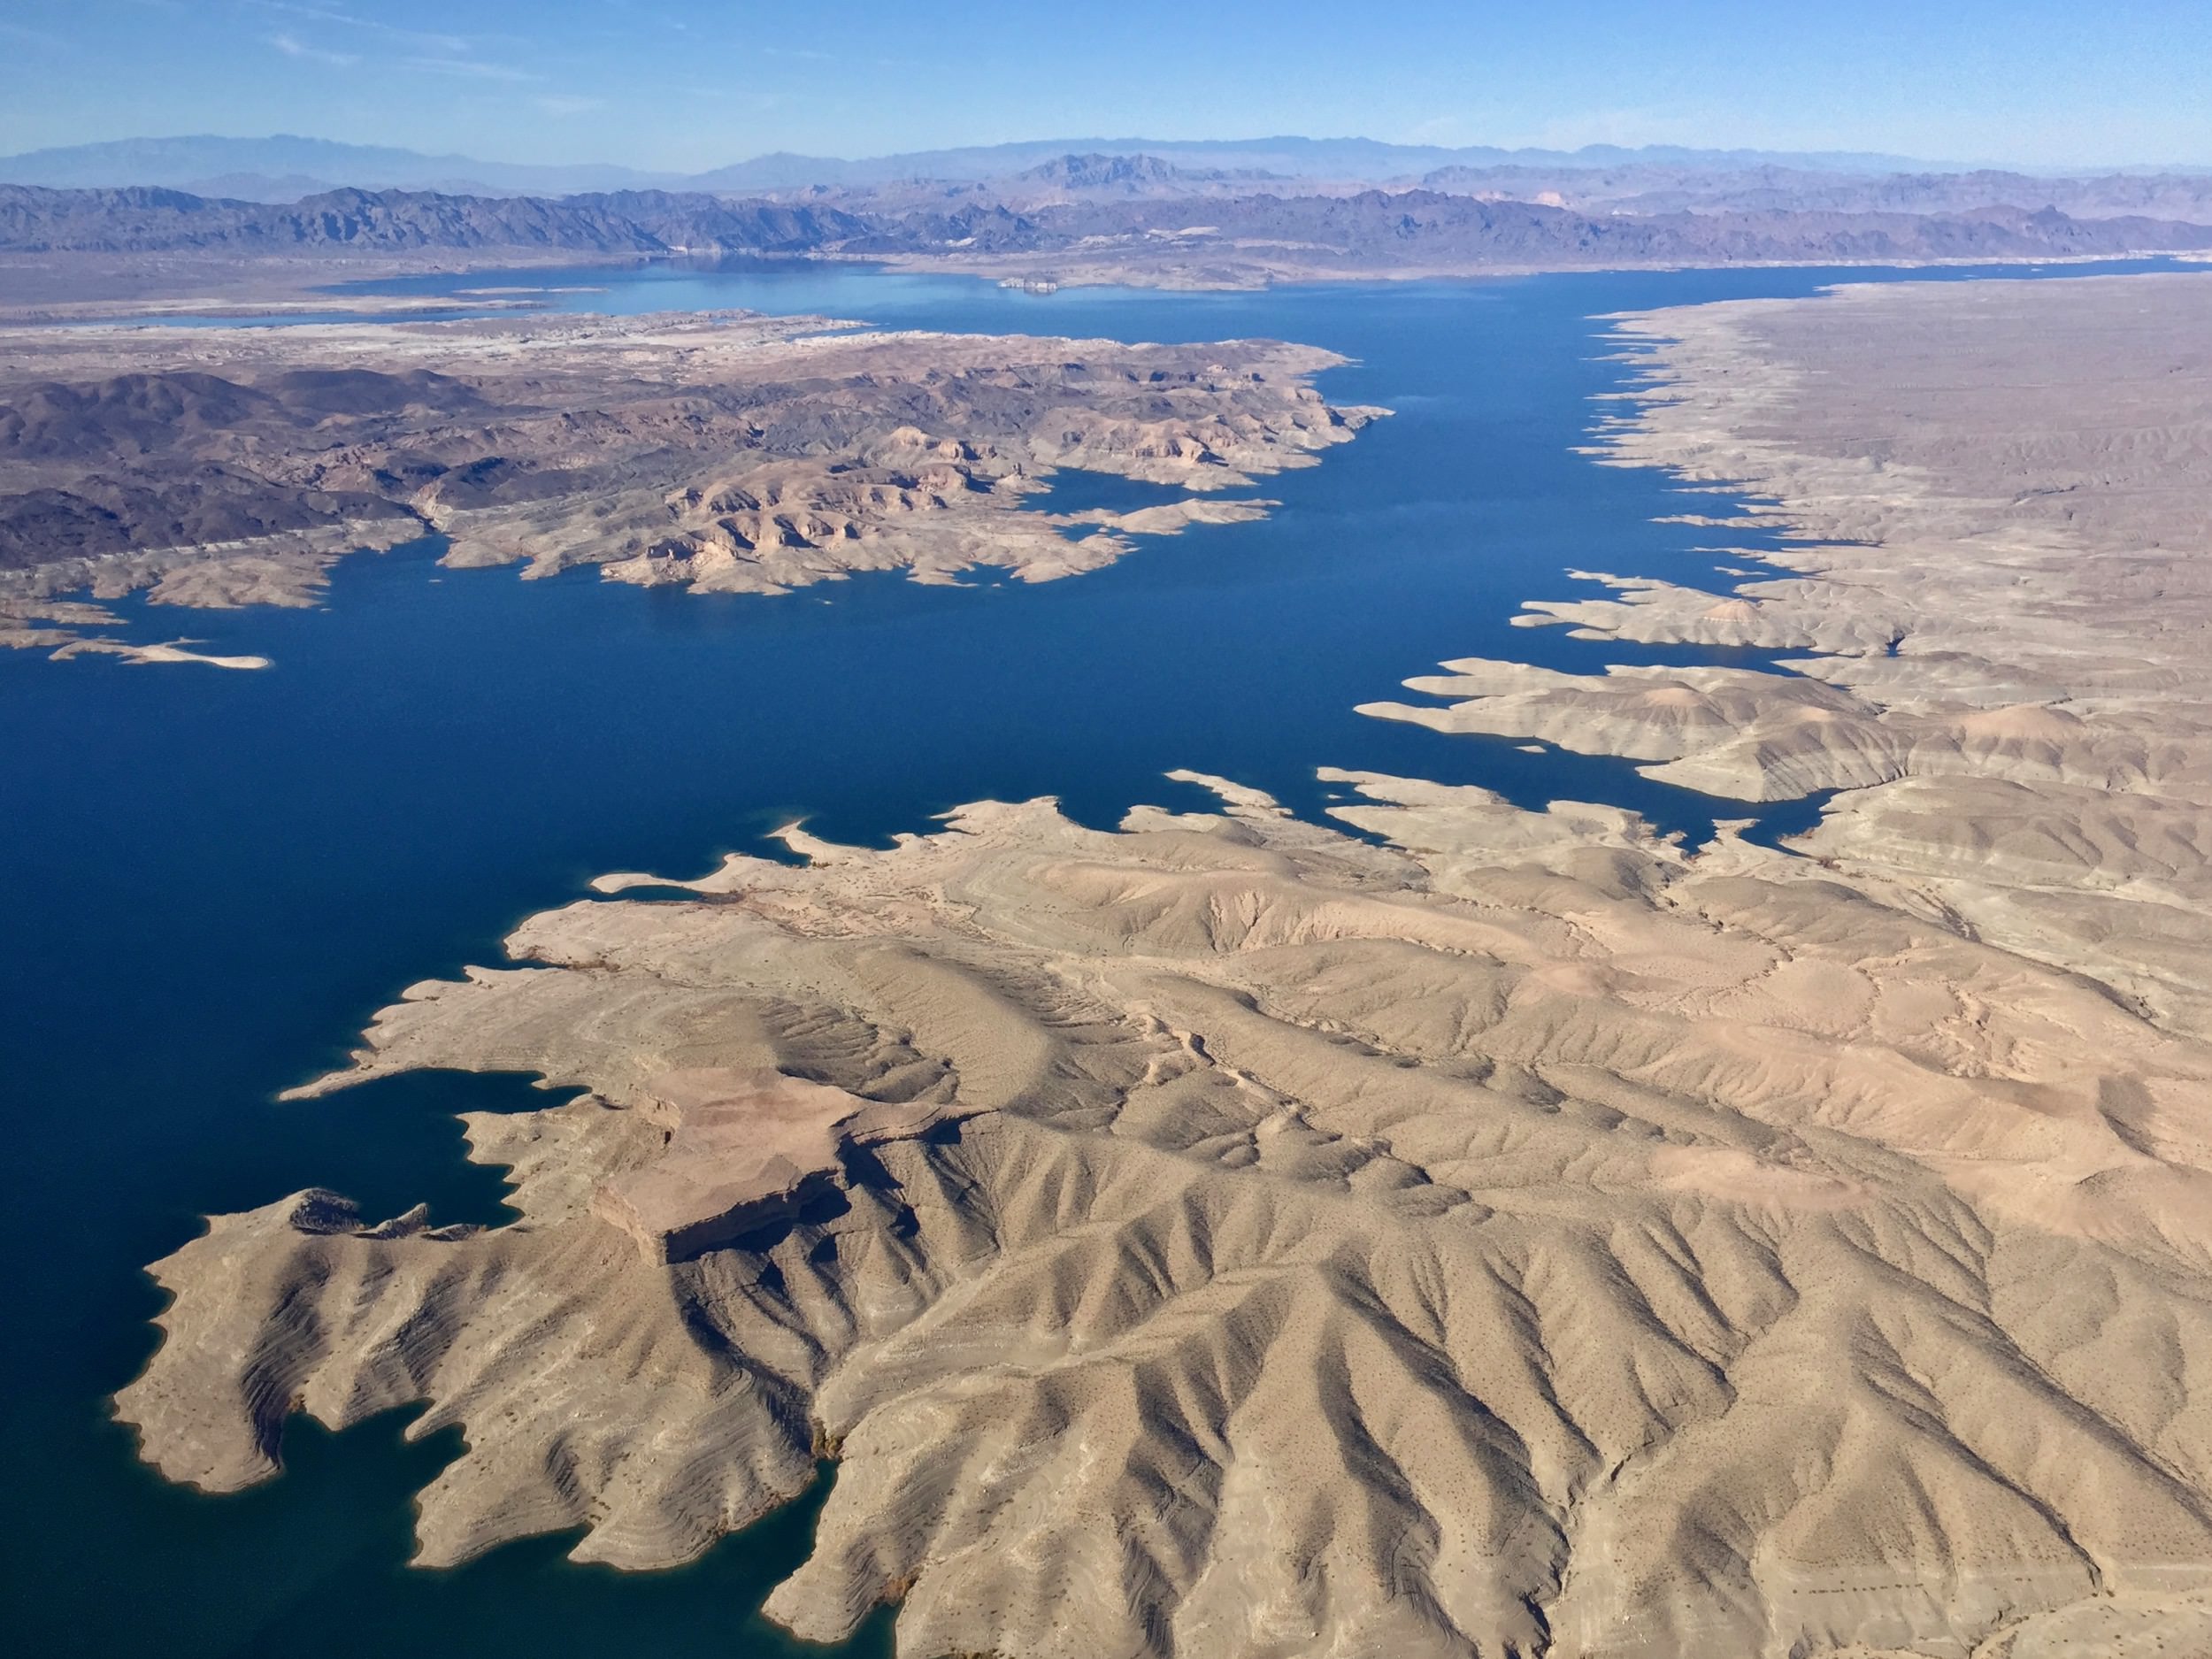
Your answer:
(1, 256), (2192, 1656)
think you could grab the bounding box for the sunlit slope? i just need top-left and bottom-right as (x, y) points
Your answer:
(120, 772), (2212, 1658)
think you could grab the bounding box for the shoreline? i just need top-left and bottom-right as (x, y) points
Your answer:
(0, 310), (1381, 661)
(104, 265), (2212, 1659)
(6, 242), (2207, 325)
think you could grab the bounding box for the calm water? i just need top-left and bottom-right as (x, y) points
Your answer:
(1, 257), (2193, 1655)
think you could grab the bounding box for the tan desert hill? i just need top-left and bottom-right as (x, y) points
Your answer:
(119, 764), (2212, 1657)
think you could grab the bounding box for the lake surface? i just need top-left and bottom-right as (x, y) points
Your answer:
(1, 256), (2193, 1655)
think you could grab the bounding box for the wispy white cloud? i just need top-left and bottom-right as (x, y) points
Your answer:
(247, 0), (586, 98)
(267, 30), (358, 67)
(404, 56), (538, 83)
(254, 2), (470, 58)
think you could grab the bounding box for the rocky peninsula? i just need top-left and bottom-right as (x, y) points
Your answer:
(0, 310), (1381, 657)
(120, 757), (2212, 1659)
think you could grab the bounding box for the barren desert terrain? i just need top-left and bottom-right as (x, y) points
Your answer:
(116, 272), (2212, 1657)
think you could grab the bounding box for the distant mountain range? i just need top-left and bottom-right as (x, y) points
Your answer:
(0, 134), (1955, 201)
(9, 182), (2212, 277)
(682, 137), (1945, 194)
(11, 134), (2212, 288)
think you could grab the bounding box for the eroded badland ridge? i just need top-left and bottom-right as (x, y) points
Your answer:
(0, 312), (1379, 659)
(119, 272), (2212, 1659)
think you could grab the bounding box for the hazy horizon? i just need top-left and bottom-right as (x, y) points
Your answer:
(4, 1), (2209, 173)
(0, 129), (2017, 181)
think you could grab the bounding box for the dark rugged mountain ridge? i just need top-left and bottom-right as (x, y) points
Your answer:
(1028, 188), (2212, 263)
(6, 182), (2210, 270)
(0, 365), (492, 565)
(0, 186), (871, 255)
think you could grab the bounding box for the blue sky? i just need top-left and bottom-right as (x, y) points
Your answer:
(4, 0), (2209, 169)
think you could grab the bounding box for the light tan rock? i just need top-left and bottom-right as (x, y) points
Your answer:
(1382, 273), (2212, 1036)
(108, 271), (2212, 1659)
(118, 771), (2212, 1659)
(590, 1068), (945, 1263)
(47, 637), (270, 669)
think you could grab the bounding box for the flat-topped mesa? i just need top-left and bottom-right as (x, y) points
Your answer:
(590, 1068), (947, 1263)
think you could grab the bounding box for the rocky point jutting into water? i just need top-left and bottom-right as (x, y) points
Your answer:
(119, 270), (2212, 1658)
(0, 310), (1382, 659)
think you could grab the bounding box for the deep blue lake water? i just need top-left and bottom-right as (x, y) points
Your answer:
(1, 256), (2195, 1655)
